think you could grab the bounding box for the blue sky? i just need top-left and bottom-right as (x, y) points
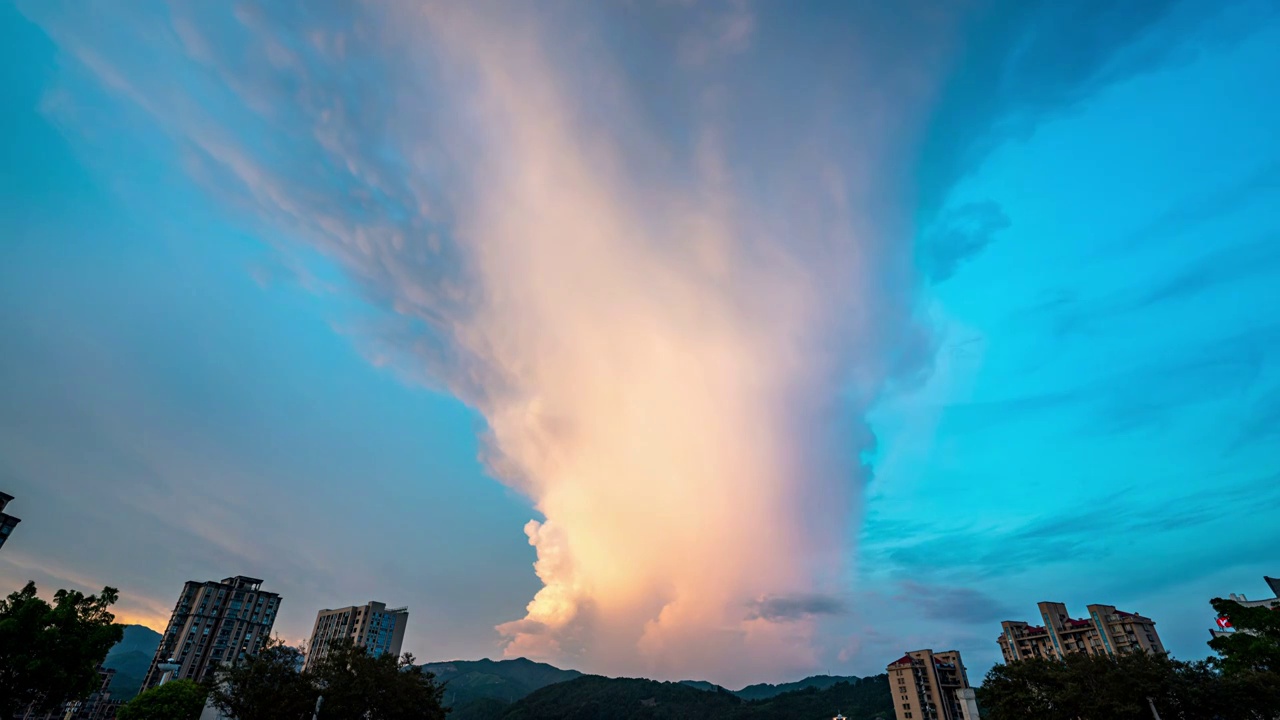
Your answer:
(2, 0), (1277, 685)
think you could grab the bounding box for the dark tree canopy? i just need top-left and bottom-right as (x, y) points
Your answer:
(0, 581), (124, 717)
(1209, 598), (1280, 675)
(115, 678), (207, 720)
(309, 639), (448, 720)
(497, 674), (894, 720)
(977, 650), (1280, 720)
(208, 640), (317, 720)
(207, 637), (449, 720)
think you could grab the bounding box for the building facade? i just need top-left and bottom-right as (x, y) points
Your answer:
(997, 601), (1164, 663)
(1211, 574), (1279, 638)
(0, 492), (21, 550)
(886, 649), (976, 720)
(142, 576), (281, 690)
(303, 601), (408, 671)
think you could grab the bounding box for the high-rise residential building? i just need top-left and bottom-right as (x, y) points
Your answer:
(303, 601), (409, 672)
(997, 601), (1164, 663)
(142, 576), (281, 690)
(886, 649), (977, 720)
(1211, 574), (1279, 637)
(0, 492), (21, 550)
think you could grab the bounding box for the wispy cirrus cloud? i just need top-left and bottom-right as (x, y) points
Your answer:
(920, 201), (1010, 283)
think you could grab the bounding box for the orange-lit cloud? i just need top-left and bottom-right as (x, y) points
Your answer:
(23, 0), (937, 686)
(399, 4), (926, 684)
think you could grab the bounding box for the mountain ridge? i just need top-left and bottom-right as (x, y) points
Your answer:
(415, 657), (884, 719)
(418, 657), (583, 719)
(103, 624), (162, 701)
(496, 673), (893, 719)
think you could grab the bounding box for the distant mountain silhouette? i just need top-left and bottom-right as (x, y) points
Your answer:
(103, 624), (162, 700)
(734, 674), (863, 700)
(495, 674), (894, 720)
(678, 679), (727, 693)
(418, 657), (583, 719)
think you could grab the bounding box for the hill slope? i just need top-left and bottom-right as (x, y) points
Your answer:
(419, 657), (583, 718)
(494, 674), (893, 720)
(735, 675), (860, 701)
(503, 676), (740, 720)
(103, 625), (161, 700)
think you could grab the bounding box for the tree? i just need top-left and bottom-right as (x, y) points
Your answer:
(309, 639), (448, 720)
(0, 581), (124, 717)
(978, 649), (1280, 720)
(207, 639), (316, 720)
(1209, 597), (1280, 675)
(115, 679), (207, 720)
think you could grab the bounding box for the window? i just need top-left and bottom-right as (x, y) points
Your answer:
(903, 704), (911, 710)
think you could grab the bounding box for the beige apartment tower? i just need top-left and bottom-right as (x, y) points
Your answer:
(142, 576), (281, 690)
(303, 601), (409, 671)
(997, 601), (1164, 663)
(887, 649), (977, 720)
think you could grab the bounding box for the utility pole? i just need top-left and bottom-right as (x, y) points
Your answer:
(1147, 696), (1163, 720)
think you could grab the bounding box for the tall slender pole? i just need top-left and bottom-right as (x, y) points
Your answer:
(312, 694), (323, 720)
(1147, 697), (1163, 720)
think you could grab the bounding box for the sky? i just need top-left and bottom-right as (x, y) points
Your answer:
(1, 0), (1278, 688)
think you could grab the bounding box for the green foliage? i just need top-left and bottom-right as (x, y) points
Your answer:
(1209, 598), (1280, 674)
(207, 637), (450, 720)
(493, 673), (892, 720)
(115, 679), (207, 720)
(0, 581), (124, 717)
(732, 677), (893, 720)
(208, 640), (316, 720)
(309, 639), (449, 720)
(501, 676), (739, 719)
(449, 697), (512, 720)
(977, 650), (1280, 720)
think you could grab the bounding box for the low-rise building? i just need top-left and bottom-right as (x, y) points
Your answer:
(887, 649), (977, 720)
(997, 601), (1164, 663)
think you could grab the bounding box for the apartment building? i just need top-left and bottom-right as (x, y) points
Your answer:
(142, 576), (281, 689)
(303, 601), (409, 671)
(886, 649), (977, 720)
(0, 492), (21, 550)
(1211, 574), (1279, 638)
(997, 601), (1164, 663)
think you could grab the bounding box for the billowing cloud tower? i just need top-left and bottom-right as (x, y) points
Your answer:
(26, 0), (939, 685)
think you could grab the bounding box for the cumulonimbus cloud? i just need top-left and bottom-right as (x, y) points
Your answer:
(24, 0), (950, 685)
